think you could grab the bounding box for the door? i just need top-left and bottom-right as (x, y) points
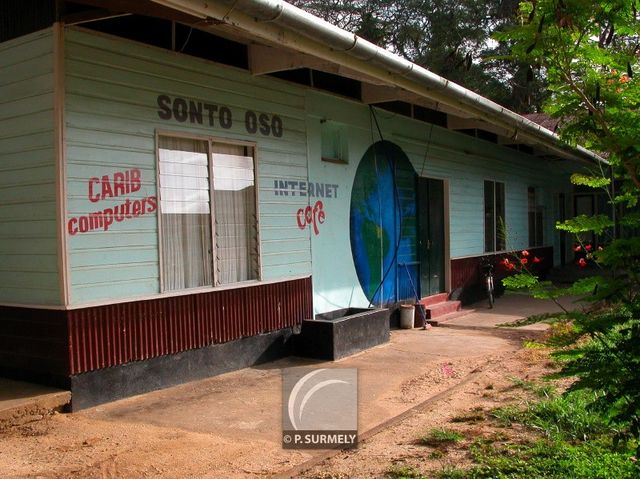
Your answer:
(417, 177), (445, 297)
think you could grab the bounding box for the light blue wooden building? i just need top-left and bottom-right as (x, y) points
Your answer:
(0, 0), (603, 408)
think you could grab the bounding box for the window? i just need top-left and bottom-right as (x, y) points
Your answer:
(484, 180), (505, 252)
(320, 120), (348, 164)
(528, 187), (544, 247)
(158, 134), (259, 291)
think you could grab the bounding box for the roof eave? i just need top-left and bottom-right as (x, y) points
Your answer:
(150, 0), (606, 166)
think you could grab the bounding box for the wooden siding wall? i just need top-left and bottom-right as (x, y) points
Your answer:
(0, 29), (60, 305)
(305, 91), (580, 312)
(394, 134), (573, 259)
(64, 28), (311, 305)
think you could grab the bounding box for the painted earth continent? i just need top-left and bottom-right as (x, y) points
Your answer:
(350, 141), (416, 305)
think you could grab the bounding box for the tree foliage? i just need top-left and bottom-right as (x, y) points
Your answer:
(496, 1), (640, 459)
(496, 0), (640, 189)
(291, 0), (547, 112)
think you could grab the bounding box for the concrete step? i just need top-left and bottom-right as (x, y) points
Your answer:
(419, 292), (449, 307)
(427, 308), (475, 326)
(425, 300), (462, 319)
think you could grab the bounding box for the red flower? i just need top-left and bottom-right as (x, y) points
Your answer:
(521, 250), (530, 257)
(520, 258), (528, 264)
(533, 256), (542, 264)
(577, 258), (587, 268)
(573, 245), (582, 252)
(507, 263), (516, 271)
(585, 244), (593, 251)
(501, 258), (511, 266)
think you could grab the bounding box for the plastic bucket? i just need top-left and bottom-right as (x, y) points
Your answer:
(399, 304), (415, 329)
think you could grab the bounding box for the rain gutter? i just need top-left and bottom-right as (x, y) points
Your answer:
(150, 0), (604, 165)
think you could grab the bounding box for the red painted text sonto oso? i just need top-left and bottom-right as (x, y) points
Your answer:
(67, 168), (157, 236)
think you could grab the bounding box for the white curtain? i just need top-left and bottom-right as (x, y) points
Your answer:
(211, 143), (259, 284)
(159, 137), (212, 290)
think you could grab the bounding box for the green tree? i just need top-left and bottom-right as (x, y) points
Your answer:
(500, 0), (640, 459)
(497, 0), (640, 190)
(291, 0), (547, 112)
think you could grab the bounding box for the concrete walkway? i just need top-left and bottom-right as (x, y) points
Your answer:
(76, 295), (567, 462)
(440, 292), (580, 329)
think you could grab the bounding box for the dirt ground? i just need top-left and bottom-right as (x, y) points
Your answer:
(0, 297), (569, 479)
(293, 346), (555, 479)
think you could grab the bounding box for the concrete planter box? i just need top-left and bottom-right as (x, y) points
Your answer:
(295, 308), (390, 360)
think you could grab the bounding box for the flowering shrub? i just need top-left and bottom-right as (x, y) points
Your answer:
(572, 242), (605, 268)
(500, 250), (544, 273)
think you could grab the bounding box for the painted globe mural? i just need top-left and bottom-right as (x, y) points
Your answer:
(350, 141), (417, 305)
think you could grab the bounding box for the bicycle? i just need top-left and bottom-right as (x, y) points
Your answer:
(480, 257), (495, 309)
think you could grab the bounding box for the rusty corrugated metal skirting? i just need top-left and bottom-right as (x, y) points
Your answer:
(68, 277), (312, 375)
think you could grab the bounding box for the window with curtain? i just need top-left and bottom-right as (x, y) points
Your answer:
(484, 180), (506, 252)
(158, 135), (259, 291)
(528, 187), (544, 247)
(211, 143), (259, 285)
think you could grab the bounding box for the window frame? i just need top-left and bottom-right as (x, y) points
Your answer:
(528, 186), (544, 248)
(155, 130), (262, 293)
(483, 179), (506, 253)
(320, 119), (349, 164)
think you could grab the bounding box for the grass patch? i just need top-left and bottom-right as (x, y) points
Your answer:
(542, 321), (581, 347)
(441, 438), (639, 479)
(491, 404), (523, 427)
(497, 312), (560, 328)
(492, 389), (614, 441)
(450, 412), (485, 424)
(420, 428), (464, 447)
(437, 466), (467, 479)
(507, 376), (556, 398)
(522, 340), (547, 349)
(386, 465), (426, 479)
(441, 386), (639, 478)
(473, 431), (509, 446)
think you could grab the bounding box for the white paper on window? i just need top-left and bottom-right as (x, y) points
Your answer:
(159, 148), (210, 214)
(159, 140), (212, 290)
